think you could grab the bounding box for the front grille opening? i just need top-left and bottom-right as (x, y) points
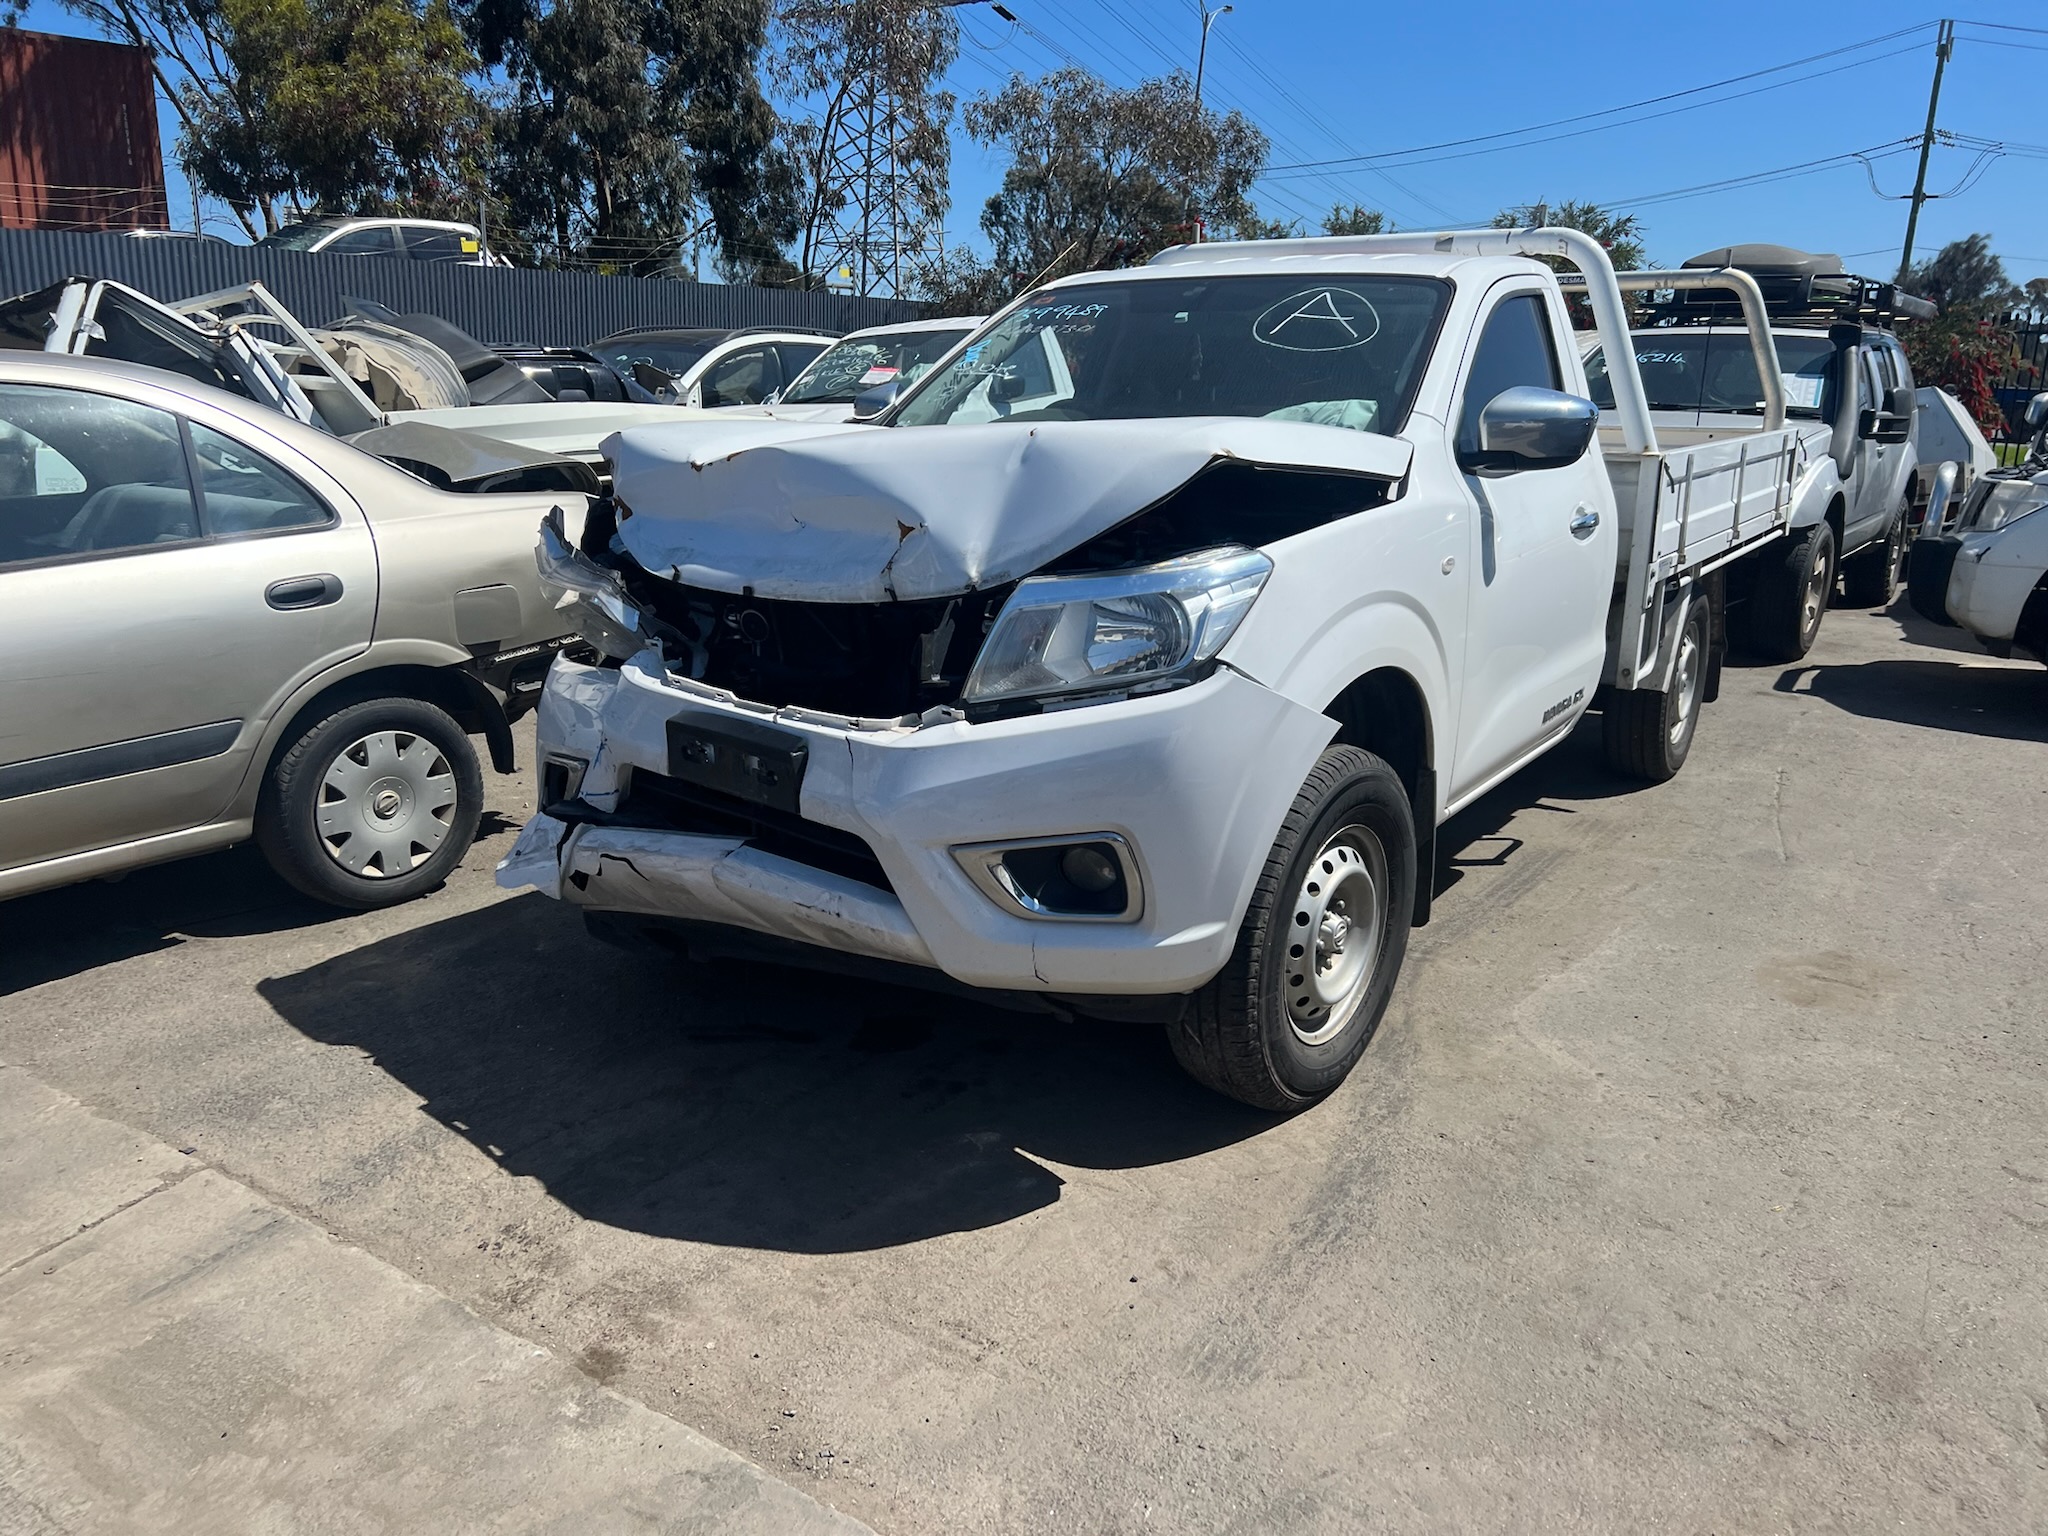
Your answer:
(625, 574), (1011, 720)
(615, 769), (893, 894)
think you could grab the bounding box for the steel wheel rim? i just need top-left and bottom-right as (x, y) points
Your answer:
(1283, 824), (1388, 1047)
(1670, 622), (1701, 748)
(315, 730), (458, 878)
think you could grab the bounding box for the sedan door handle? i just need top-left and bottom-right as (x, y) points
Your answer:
(1570, 506), (1600, 535)
(265, 573), (343, 610)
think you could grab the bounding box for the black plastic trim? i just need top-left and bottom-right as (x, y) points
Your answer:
(0, 718), (241, 801)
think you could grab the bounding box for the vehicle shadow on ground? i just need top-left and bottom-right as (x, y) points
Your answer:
(1, 812), (526, 997)
(0, 844), (335, 996)
(1772, 655), (2047, 742)
(258, 893), (1275, 1255)
(1430, 711), (1637, 901)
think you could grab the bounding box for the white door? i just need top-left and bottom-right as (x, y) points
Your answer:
(1448, 285), (1614, 801)
(0, 382), (375, 876)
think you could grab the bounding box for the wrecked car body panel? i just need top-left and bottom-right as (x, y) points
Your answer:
(347, 420), (601, 495)
(603, 415), (1414, 602)
(500, 652), (1336, 993)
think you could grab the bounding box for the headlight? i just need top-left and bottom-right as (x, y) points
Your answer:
(535, 506), (654, 660)
(962, 546), (1272, 707)
(1963, 481), (2048, 533)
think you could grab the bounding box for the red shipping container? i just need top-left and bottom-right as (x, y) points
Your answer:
(0, 28), (169, 231)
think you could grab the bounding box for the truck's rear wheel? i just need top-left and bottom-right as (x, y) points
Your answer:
(1172, 746), (1414, 1112)
(1738, 521), (1835, 662)
(1602, 596), (1707, 783)
(1840, 508), (1907, 607)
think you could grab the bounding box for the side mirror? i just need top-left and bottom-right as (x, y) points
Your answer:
(1459, 386), (1599, 476)
(1887, 384), (1916, 419)
(1859, 407), (1911, 444)
(2025, 391), (2048, 432)
(850, 379), (901, 420)
(988, 366), (1029, 405)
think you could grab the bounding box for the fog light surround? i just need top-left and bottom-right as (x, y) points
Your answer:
(954, 833), (1144, 923)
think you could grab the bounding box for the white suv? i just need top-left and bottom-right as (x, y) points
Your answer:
(258, 217), (506, 266)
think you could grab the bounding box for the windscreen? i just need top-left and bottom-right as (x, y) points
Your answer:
(780, 328), (970, 404)
(598, 337), (715, 379)
(890, 275), (1451, 433)
(1585, 330), (1836, 419)
(257, 221), (340, 251)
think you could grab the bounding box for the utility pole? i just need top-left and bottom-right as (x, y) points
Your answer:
(1898, 17), (1955, 286)
(1193, 1), (1232, 109)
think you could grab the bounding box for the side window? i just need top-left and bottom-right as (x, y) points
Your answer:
(405, 228), (475, 263)
(0, 386), (197, 565)
(323, 224), (397, 256)
(776, 342), (828, 381)
(187, 423), (332, 535)
(1458, 293), (1564, 451)
(700, 347), (777, 407)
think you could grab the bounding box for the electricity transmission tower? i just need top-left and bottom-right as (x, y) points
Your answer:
(807, 0), (1002, 297)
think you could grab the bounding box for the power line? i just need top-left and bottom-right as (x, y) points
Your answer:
(1262, 23), (1933, 174)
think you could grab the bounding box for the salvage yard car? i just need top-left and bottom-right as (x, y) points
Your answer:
(1579, 244), (1934, 660)
(1908, 391), (2048, 667)
(500, 228), (1807, 1110)
(749, 316), (984, 422)
(0, 353), (589, 908)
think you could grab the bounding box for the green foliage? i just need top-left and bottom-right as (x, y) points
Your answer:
(178, 0), (485, 229)
(1492, 200), (1646, 273)
(458, 0), (790, 276)
(1322, 204), (1389, 236)
(1900, 236), (2029, 433)
(947, 68), (1270, 307)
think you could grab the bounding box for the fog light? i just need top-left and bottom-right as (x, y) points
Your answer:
(953, 834), (1143, 922)
(1061, 844), (1121, 893)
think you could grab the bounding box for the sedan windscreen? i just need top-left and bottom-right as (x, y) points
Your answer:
(781, 329), (971, 404)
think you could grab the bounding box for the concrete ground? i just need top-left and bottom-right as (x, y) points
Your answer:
(2, 599), (2044, 1534)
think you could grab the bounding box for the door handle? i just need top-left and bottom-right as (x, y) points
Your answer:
(1570, 506), (1600, 534)
(265, 574), (343, 610)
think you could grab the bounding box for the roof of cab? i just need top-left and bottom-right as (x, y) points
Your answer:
(1033, 243), (1543, 290)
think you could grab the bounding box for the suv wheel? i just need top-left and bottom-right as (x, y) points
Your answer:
(1170, 746), (1415, 1112)
(1738, 521), (1836, 663)
(1841, 509), (1907, 608)
(257, 696), (483, 908)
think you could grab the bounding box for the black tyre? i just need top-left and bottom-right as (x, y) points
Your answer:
(1171, 746), (1415, 1112)
(1739, 521), (1836, 663)
(1840, 509), (1907, 608)
(256, 696), (484, 909)
(1602, 597), (1707, 783)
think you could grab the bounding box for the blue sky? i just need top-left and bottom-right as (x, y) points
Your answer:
(19, 0), (2047, 282)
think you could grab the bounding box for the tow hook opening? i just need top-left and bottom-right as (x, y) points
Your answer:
(955, 834), (1144, 922)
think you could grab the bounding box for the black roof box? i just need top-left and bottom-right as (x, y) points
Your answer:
(1683, 244), (1845, 278)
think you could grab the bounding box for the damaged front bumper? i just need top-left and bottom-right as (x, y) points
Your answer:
(498, 651), (1336, 996)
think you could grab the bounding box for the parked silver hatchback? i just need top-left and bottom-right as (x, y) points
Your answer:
(0, 353), (586, 907)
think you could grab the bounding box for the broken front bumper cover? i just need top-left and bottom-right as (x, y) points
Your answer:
(497, 651), (1337, 995)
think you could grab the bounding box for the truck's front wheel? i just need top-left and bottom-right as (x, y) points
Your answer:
(1172, 746), (1415, 1112)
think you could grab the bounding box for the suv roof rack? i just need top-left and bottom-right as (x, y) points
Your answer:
(1643, 244), (1938, 330)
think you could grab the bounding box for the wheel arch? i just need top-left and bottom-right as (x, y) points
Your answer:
(1320, 665), (1438, 926)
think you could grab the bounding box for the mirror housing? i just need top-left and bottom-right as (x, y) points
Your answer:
(2025, 391), (2048, 432)
(1458, 386), (1600, 476)
(1886, 384), (1916, 419)
(850, 378), (901, 420)
(1859, 406), (1911, 444)
(988, 366), (1030, 405)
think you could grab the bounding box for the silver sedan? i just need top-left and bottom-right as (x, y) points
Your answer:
(0, 352), (584, 908)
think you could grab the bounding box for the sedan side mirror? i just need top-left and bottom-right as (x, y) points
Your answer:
(850, 379), (901, 420)
(1458, 386), (1600, 477)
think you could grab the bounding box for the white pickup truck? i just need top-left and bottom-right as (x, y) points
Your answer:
(499, 228), (1805, 1110)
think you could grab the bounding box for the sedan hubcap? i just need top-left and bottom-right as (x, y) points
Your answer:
(1285, 824), (1388, 1046)
(316, 730), (458, 878)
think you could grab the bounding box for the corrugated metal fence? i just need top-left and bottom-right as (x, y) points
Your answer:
(0, 229), (925, 347)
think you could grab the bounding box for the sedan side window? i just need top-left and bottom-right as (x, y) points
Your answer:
(0, 385), (198, 566)
(188, 422), (333, 536)
(700, 347), (778, 407)
(1457, 293), (1564, 453)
